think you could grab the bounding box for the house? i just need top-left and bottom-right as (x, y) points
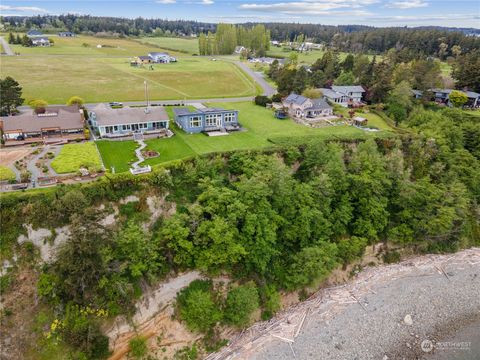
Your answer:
(148, 52), (176, 63)
(431, 88), (480, 107)
(88, 104), (170, 138)
(271, 41), (281, 47)
(319, 85), (365, 107)
(58, 31), (76, 37)
(0, 105), (84, 146)
(31, 37), (51, 47)
(135, 56), (153, 64)
(27, 30), (43, 37)
(282, 93), (333, 118)
(173, 107), (240, 134)
(234, 46), (246, 54)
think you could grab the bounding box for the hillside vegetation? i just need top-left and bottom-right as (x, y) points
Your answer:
(1, 106), (479, 358)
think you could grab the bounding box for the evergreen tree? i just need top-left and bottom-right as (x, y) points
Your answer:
(0, 77), (24, 116)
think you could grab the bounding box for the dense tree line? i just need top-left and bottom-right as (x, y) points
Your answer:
(198, 24), (270, 56)
(2, 15), (479, 57)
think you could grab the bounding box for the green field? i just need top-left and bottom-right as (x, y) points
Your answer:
(0, 166), (16, 181)
(51, 142), (103, 173)
(138, 37), (199, 54)
(95, 101), (393, 172)
(1, 35), (257, 103)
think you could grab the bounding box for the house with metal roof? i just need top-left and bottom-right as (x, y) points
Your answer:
(431, 88), (480, 107)
(89, 104), (170, 138)
(58, 31), (76, 37)
(319, 85), (365, 107)
(148, 52), (177, 63)
(282, 93), (333, 119)
(173, 107), (240, 134)
(27, 30), (43, 37)
(0, 105), (84, 146)
(31, 36), (51, 47)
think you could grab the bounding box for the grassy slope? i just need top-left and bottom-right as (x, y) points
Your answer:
(51, 142), (103, 173)
(0, 166), (16, 181)
(1, 36), (256, 103)
(96, 101), (393, 172)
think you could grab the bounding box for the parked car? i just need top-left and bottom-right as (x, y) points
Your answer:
(109, 102), (123, 107)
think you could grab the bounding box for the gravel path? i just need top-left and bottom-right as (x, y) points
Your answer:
(0, 36), (14, 56)
(210, 248), (480, 360)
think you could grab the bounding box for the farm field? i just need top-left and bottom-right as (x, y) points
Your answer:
(96, 101), (393, 172)
(0, 35), (257, 103)
(137, 36), (199, 54)
(51, 142), (103, 173)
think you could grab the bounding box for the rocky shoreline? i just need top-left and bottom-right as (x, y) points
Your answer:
(208, 248), (480, 360)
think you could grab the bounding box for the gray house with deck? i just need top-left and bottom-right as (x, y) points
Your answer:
(173, 108), (240, 134)
(89, 104), (169, 138)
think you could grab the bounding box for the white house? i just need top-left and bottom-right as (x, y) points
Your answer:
(283, 93), (333, 118)
(234, 46), (246, 54)
(319, 85), (365, 107)
(148, 52), (177, 63)
(31, 36), (51, 47)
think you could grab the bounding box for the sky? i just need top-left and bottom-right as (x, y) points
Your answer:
(0, 0), (479, 28)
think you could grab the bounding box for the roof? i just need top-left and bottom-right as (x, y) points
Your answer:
(431, 88), (480, 99)
(331, 85), (365, 94)
(27, 30), (43, 36)
(353, 116), (367, 123)
(58, 31), (74, 35)
(90, 104), (169, 126)
(234, 46), (245, 52)
(284, 93), (309, 106)
(31, 37), (50, 42)
(0, 105), (83, 132)
(138, 56), (151, 60)
(306, 98), (332, 111)
(319, 88), (343, 99)
(173, 107), (236, 116)
(412, 90), (423, 96)
(148, 52), (169, 57)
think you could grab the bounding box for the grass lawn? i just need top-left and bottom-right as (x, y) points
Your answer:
(0, 166), (16, 181)
(333, 106), (395, 131)
(1, 35), (257, 103)
(137, 37), (199, 54)
(51, 142), (103, 174)
(96, 101), (393, 172)
(266, 48), (380, 65)
(95, 140), (138, 173)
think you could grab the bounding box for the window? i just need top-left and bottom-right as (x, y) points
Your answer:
(205, 113), (222, 126)
(189, 116), (202, 128)
(114, 126), (118, 131)
(224, 112), (236, 122)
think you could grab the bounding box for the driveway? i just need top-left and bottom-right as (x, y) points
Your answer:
(234, 61), (276, 97)
(0, 36), (14, 56)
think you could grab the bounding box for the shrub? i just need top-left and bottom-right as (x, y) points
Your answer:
(254, 95), (272, 107)
(260, 284), (281, 320)
(176, 280), (221, 333)
(174, 344), (198, 360)
(383, 250), (401, 264)
(337, 236), (368, 267)
(129, 336), (148, 359)
(271, 93), (282, 102)
(224, 281), (259, 328)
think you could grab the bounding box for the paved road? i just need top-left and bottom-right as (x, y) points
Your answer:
(0, 36), (14, 56)
(18, 97), (255, 112)
(235, 61), (276, 97)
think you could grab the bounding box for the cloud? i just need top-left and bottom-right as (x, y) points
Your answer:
(0, 5), (48, 13)
(200, 0), (214, 4)
(156, 0), (176, 3)
(239, 1), (376, 16)
(371, 13), (479, 22)
(385, 0), (428, 9)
